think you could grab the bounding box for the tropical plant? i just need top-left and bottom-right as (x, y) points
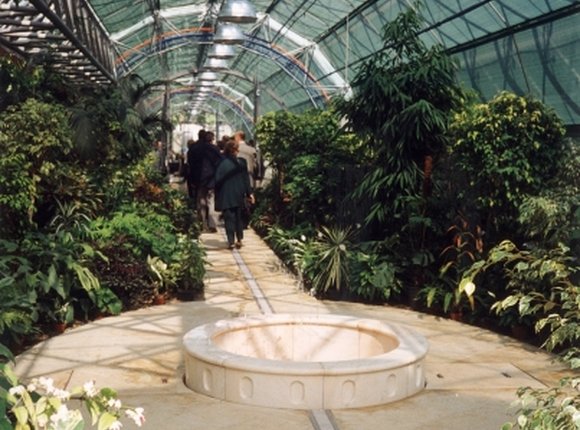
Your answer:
(86, 288), (122, 318)
(460, 241), (578, 340)
(0, 243), (38, 345)
(450, 91), (565, 238)
(15, 230), (104, 328)
(306, 226), (355, 296)
(49, 199), (95, 239)
(169, 232), (206, 295)
(0, 99), (75, 236)
(91, 203), (177, 262)
(349, 241), (402, 302)
(536, 279), (579, 369)
(256, 108), (364, 228)
(0, 54), (71, 112)
(70, 74), (172, 165)
(91, 243), (152, 311)
(423, 213), (484, 314)
(516, 140), (580, 254)
(335, 3), (463, 230)
(502, 377), (580, 430)
(147, 255), (170, 298)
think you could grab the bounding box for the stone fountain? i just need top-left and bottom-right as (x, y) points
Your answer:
(183, 314), (428, 409)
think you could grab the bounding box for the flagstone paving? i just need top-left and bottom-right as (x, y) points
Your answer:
(15, 228), (569, 430)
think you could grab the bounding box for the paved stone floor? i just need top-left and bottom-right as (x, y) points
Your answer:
(15, 228), (570, 430)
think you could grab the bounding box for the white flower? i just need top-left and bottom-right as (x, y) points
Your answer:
(108, 420), (123, 430)
(83, 380), (98, 398)
(50, 404), (70, 424)
(107, 398), (122, 410)
(38, 376), (55, 394)
(300, 235), (306, 242)
(26, 383), (36, 392)
(125, 407), (146, 427)
(9, 385), (26, 396)
(53, 388), (70, 400)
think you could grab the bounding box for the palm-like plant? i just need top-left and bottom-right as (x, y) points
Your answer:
(310, 226), (355, 295)
(336, 4), (463, 230)
(69, 74), (172, 164)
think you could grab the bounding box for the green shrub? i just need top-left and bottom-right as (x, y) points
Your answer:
(91, 203), (177, 262)
(0, 242), (38, 345)
(460, 240), (579, 363)
(0, 99), (74, 236)
(450, 92), (565, 237)
(168, 231), (206, 296)
(256, 109), (363, 228)
(349, 245), (402, 302)
(91, 243), (153, 311)
(517, 141), (579, 254)
(502, 377), (580, 430)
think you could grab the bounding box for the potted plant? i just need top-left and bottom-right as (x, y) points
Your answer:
(147, 255), (169, 305)
(50, 299), (74, 333)
(170, 233), (206, 301)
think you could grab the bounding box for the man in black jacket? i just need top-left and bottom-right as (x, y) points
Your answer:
(187, 130), (222, 232)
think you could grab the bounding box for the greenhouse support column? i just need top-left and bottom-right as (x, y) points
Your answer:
(161, 82), (170, 164)
(215, 107), (219, 142)
(253, 78), (261, 128)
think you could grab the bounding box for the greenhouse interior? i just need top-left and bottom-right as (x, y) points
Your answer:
(0, 0), (578, 429)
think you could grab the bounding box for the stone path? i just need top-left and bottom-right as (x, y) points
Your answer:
(15, 228), (569, 429)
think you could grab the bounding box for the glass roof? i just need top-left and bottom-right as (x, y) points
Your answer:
(0, 0), (578, 129)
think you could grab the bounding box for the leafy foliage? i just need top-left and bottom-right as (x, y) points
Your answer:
(349, 240), (402, 302)
(0, 54), (72, 112)
(308, 226), (354, 295)
(460, 240), (579, 367)
(502, 377), (580, 430)
(255, 108), (364, 227)
(335, 4), (463, 229)
(517, 141), (580, 254)
(0, 351), (145, 430)
(450, 91), (565, 235)
(168, 231), (206, 295)
(69, 74), (172, 166)
(0, 99), (75, 236)
(91, 203), (176, 262)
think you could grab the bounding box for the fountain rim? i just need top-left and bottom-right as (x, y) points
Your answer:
(182, 313), (429, 376)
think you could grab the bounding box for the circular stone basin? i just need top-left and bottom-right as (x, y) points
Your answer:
(183, 314), (428, 409)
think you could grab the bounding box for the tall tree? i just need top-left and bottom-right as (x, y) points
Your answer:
(336, 4), (463, 233)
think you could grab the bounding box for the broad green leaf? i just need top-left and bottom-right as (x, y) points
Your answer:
(97, 412), (117, 430)
(12, 406), (28, 425)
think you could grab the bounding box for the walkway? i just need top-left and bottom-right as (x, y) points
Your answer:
(15, 228), (568, 429)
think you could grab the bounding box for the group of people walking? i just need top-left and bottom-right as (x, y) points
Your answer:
(186, 130), (257, 249)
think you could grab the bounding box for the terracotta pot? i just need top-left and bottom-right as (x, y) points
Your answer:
(153, 294), (166, 305)
(449, 311), (463, 322)
(53, 322), (67, 334)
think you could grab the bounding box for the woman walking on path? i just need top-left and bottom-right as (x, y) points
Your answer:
(215, 139), (255, 249)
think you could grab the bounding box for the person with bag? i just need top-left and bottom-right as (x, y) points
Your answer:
(215, 139), (255, 249)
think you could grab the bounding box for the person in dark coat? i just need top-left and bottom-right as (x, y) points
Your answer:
(215, 139), (255, 249)
(187, 130), (222, 232)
